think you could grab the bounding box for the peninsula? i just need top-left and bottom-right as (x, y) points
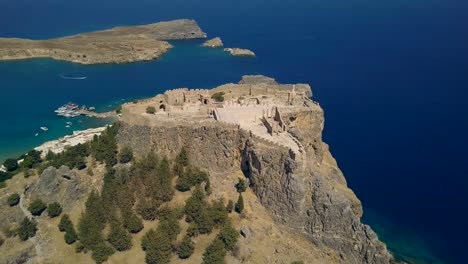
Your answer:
(0, 19), (207, 64)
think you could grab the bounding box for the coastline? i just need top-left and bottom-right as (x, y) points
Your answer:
(34, 127), (107, 156)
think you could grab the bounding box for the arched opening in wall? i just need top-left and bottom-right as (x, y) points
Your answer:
(159, 104), (166, 111)
(203, 99), (208, 105)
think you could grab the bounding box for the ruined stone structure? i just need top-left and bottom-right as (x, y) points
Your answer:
(117, 75), (393, 264)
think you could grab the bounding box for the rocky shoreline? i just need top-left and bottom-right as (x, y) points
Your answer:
(0, 19), (207, 65)
(34, 127), (106, 156)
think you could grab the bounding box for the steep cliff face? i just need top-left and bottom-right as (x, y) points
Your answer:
(118, 115), (392, 264)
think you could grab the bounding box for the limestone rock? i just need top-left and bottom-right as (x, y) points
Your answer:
(202, 37), (223, 48)
(28, 166), (85, 211)
(224, 48), (256, 57)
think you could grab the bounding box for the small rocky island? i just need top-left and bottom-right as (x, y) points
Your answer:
(224, 47), (256, 57)
(0, 19), (207, 64)
(202, 37), (223, 48)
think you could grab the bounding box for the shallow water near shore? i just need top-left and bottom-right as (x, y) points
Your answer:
(1, 0), (467, 263)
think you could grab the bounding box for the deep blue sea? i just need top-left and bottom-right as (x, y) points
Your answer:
(1, 0), (467, 263)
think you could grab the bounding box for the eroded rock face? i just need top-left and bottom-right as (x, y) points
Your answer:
(28, 166), (85, 211)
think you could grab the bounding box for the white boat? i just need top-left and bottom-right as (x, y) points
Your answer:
(35, 133), (39, 136)
(66, 125), (71, 128)
(40, 127), (48, 131)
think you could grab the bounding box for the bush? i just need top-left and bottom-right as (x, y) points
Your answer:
(17, 217), (37, 241)
(118, 146), (134, 164)
(226, 200), (234, 213)
(217, 220), (239, 251)
(7, 193), (20, 206)
(3, 159), (18, 172)
(59, 214), (73, 232)
(235, 193), (244, 214)
(123, 212), (144, 234)
(177, 235), (194, 259)
(65, 228), (78, 244)
(75, 242), (86, 253)
(202, 238), (226, 264)
(146, 106), (156, 114)
(107, 222), (132, 251)
(211, 92), (225, 102)
(47, 202), (62, 218)
(28, 199), (47, 216)
(235, 178), (247, 193)
(91, 243), (115, 264)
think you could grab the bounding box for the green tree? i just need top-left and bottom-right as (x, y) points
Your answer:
(78, 192), (106, 250)
(202, 238), (226, 264)
(107, 222), (132, 251)
(123, 211), (144, 233)
(209, 199), (228, 227)
(235, 178), (247, 193)
(91, 243), (115, 264)
(3, 158), (18, 172)
(118, 146), (134, 164)
(59, 214), (73, 232)
(28, 199), (47, 216)
(146, 106), (156, 114)
(64, 226), (78, 244)
(17, 217), (37, 241)
(47, 202), (62, 218)
(177, 235), (194, 259)
(235, 193), (244, 214)
(217, 220), (239, 251)
(7, 193), (20, 206)
(211, 92), (225, 103)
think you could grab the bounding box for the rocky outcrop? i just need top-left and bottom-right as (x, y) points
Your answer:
(224, 48), (256, 57)
(28, 166), (86, 211)
(117, 77), (393, 264)
(202, 37), (223, 48)
(0, 19), (207, 64)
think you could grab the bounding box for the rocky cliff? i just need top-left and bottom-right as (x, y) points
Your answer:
(117, 76), (393, 264)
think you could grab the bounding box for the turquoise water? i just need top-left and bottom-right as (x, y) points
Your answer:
(1, 0), (468, 263)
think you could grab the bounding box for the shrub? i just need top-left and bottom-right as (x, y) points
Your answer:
(211, 92), (225, 102)
(226, 200), (234, 213)
(202, 238), (226, 264)
(123, 212), (144, 234)
(177, 235), (194, 259)
(91, 243), (115, 264)
(0, 236), (4, 247)
(17, 217), (37, 241)
(3, 159), (19, 172)
(107, 222), (132, 251)
(65, 228), (78, 244)
(235, 178), (247, 193)
(28, 199), (47, 216)
(75, 242), (86, 253)
(118, 146), (134, 164)
(235, 193), (244, 214)
(217, 220), (239, 251)
(7, 193), (20, 206)
(59, 214), (73, 232)
(47, 202), (62, 218)
(146, 106), (156, 114)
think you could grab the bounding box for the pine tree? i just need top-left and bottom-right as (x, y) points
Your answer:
(235, 178), (247, 193)
(202, 238), (226, 264)
(28, 199), (47, 216)
(107, 222), (132, 251)
(177, 235), (195, 259)
(17, 217), (37, 241)
(217, 220), (239, 251)
(235, 193), (244, 214)
(226, 200), (234, 213)
(47, 202), (62, 218)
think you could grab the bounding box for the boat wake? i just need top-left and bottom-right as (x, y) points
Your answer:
(60, 74), (87, 80)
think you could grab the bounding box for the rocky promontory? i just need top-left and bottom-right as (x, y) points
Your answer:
(0, 19), (207, 64)
(202, 37), (224, 48)
(224, 47), (256, 57)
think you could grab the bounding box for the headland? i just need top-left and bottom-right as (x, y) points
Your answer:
(0, 19), (207, 64)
